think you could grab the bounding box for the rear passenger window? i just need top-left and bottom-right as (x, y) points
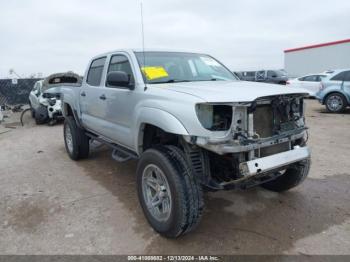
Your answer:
(330, 72), (346, 81)
(317, 75), (326, 81)
(303, 75), (318, 82)
(87, 57), (106, 86)
(108, 55), (135, 84)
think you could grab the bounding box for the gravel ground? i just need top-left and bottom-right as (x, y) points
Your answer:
(0, 100), (349, 255)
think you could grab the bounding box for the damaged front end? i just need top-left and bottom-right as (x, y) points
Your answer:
(42, 92), (63, 119)
(183, 94), (310, 190)
(37, 72), (82, 124)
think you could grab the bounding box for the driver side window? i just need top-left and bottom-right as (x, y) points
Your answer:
(108, 55), (135, 85)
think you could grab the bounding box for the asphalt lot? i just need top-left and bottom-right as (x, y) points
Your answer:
(0, 100), (349, 255)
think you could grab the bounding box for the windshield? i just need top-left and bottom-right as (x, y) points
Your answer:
(135, 52), (238, 84)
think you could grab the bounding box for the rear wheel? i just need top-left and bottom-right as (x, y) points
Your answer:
(325, 93), (347, 113)
(137, 145), (204, 238)
(63, 116), (89, 160)
(261, 159), (311, 192)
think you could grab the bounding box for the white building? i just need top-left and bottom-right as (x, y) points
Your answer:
(284, 39), (350, 77)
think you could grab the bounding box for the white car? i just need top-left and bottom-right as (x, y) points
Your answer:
(29, 72), (81, 124)
(287, 74), (328, 97)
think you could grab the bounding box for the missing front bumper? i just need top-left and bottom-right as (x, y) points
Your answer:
(239, 146), (310, 177)
(194, 128), (306, 154)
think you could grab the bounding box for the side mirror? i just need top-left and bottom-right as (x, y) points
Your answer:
(106, 71), (131, 88)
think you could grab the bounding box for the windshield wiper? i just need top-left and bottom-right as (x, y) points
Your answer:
(151, 78), (224, 84)
(152, 79), (191, 84)
(191, 78), (223, 82)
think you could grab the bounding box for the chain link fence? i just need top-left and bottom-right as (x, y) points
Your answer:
(0, 78), (42, 105)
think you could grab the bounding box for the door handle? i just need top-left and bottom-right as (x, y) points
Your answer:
(81, 92), (86, 97)
(99, 94), (106, 100)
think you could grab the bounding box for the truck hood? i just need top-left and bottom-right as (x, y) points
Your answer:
(150, 81), (308, 103)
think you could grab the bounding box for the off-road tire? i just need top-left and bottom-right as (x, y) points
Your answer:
(325, 93), (347, 113)
(137, 145), (204, 238)
(261, 158), (311, 192)
(63, 116), (89, 160)
(35, 105), (48, 124)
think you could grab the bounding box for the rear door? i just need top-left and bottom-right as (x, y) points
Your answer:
(79, 56), (108, 133)
(300, 75), (320, 96)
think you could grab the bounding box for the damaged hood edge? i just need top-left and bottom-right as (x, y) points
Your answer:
(150, 80), (309, 103)
(44, 86), (62, 95)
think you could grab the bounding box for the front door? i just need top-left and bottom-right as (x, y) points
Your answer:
(99, 53), (137, 148)
(342, 71), (350, 101)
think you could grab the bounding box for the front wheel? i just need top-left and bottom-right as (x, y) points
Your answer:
(261, 159), (311, 192)
(325, 93), (347, 113)
(137, 145), (204, 238)
(35, 105), (48, 124)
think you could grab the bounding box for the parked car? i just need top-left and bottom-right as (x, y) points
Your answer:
(60, 50), (310, 238)
(232, 71), (242, 80)
(238, 70), (288, 85)
(29, 72), (82, 124)
(287, 73), (328, 97)
(316, 68), (350, 113)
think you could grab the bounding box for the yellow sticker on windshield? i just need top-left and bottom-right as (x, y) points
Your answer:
(141, 66), (169, 80)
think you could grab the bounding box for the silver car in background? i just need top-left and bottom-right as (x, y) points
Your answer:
(316, 69), (350, 113)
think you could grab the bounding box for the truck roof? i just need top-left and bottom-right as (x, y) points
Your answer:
(91, 49), (207, 60)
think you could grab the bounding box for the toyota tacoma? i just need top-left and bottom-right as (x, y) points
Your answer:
(60, 50), (311, 238)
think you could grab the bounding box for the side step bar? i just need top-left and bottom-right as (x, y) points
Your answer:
(85, 132), (139, 162)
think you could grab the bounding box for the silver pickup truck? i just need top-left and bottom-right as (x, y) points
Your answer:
(61, 50), (311, 238)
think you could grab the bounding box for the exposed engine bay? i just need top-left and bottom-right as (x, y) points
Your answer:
(188, 94), (308, 190)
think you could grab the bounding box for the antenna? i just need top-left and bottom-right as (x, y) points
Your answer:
(140, 2), (146, 68)
(140, 1), (147, 90)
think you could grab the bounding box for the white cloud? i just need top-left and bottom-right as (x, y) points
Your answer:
(0, 0), (349, 78)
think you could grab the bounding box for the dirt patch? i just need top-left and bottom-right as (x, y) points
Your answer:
(2, 196), (62, 234)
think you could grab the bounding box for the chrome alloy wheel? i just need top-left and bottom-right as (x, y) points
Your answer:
(142, 164), (172, 222)
(327, 95), (343, 112)
(65, 125), (74, 154)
